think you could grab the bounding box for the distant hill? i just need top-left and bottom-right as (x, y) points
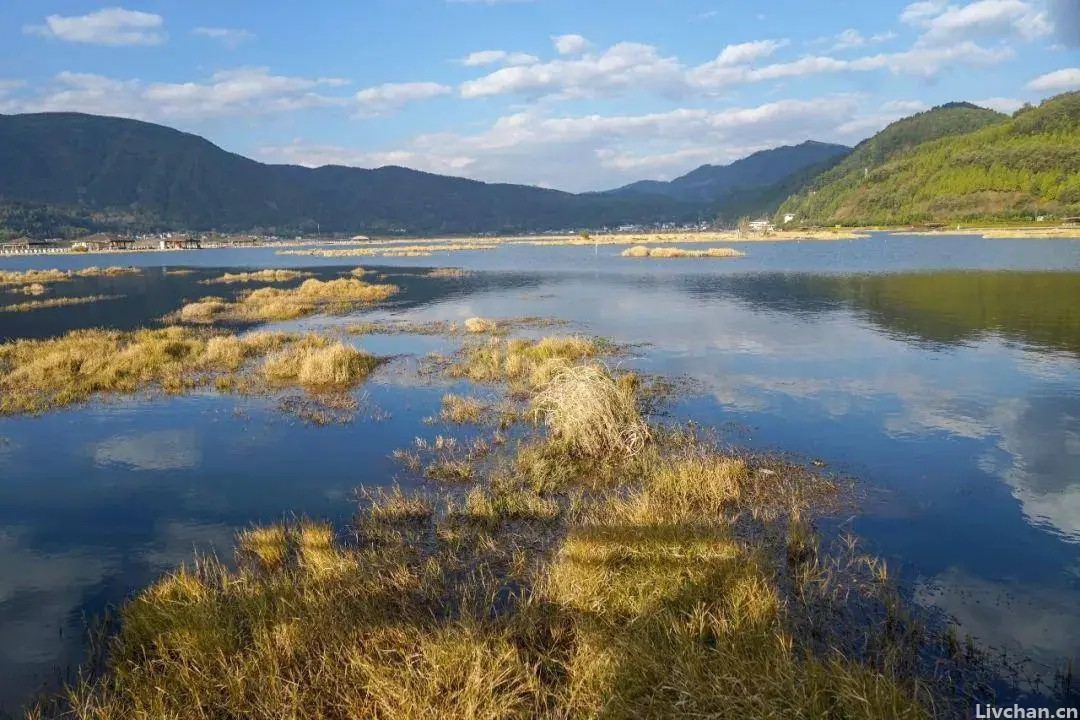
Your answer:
(776, 97), (1080, 225)
(0, 112), (701, 237)
(608, 141), (850, 203)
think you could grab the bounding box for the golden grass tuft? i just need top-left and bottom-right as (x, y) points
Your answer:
(202, 269), (314, 284)
(451, 335), (602, 391)
(180, 278), (399, 323)
(0, 294), (123, 313)
(439, 393), (486, 423)
(19, 283), (48, 295)
(0, 266), (140, 287)
(262, 336), (379, 388)
(530, 364), (651, 458)
(0, 327), (379, 415)
(621, 245), (745, 258)
(464, 317), (499, 334)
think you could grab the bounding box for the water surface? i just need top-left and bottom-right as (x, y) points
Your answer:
(1, 233), (1078, 711)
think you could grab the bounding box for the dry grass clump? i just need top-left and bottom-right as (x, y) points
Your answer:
(427, 267), (470, 278)
(0, 294), (123, 312)
(0, 266), (140, 287)
(439, 393), (486, 423)
(531, 364), (651, 458)
(202, 269), (314, 284)
(279, 241), (498, 258)
(179, 278), (399, 323)
(464, 317), (499, 334)
(0, 327), (379, 415)
(19, 282), (48, 295)
(262, 336), (379, 388)
(621, 245), (745, 258)
(451, 336), (603, 390)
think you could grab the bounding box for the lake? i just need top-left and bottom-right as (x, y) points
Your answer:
(1, 232), (1078, 712)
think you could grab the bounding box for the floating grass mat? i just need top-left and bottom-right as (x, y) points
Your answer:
(621, 245), (745, 258)
(35, 347), (986, 719)
(201, 269), (315, 285)
(0, 327), (380, 415)
(0, 266), (141, 287)
(0, 294), (124, 313)
(178, 277), (399, 323)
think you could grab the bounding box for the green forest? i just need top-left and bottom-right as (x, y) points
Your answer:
(778, 92), (1080, 225)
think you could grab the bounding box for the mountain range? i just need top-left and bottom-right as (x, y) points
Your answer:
(1, 92), (1077, 238)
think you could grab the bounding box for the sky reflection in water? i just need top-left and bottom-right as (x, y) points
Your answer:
(0, 234), (1078, 710)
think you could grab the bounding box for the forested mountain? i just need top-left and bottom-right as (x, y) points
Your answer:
(0, 112), (701, 237)
(608, 141), (850, 202)
(777, 95), (1080, 225)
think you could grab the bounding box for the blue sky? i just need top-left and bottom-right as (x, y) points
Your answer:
(2, 0), (1078, 191)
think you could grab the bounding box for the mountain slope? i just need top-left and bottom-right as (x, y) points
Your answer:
(0, 112), (701, 236)
(774, 100), (1080, 225)
(609, 141), (850, 203)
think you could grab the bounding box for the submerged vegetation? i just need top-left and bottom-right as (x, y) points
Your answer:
(0, 327), (379, 415)
(36, 333), (971, 719)
(621, 245), (745, 258)
(179, 277), (399, 323)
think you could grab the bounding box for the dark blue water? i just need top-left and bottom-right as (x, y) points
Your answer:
(1, 233), (1078, 711)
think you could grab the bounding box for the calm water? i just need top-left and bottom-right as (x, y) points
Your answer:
(1, 233), (1079, 711)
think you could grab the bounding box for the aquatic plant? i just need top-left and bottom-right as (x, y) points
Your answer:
(202, 269), (314, 284)
(450, 335), (603, 390)
(0, 294), (123, 312)
(179, 277), (399, 323)
(621, 245), (745, 258)
(439, 393), (486, 423)
(464, 317), (499, 334)
(262, 336), (379, 388)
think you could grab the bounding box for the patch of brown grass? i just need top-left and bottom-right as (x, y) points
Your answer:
(262, 336), (379, 388)
(0, 294), (123, 312)
(621, 245), (745, 258)
(179, 278), (399, 323)
(202, 269), (314, 284)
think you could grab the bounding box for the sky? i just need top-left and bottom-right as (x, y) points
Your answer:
(1, 0), (1078, 192)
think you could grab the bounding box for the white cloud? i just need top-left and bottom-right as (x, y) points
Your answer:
(355, 82), (452, 117)
(24, 7), (166, 46)
(903, 0), (1052, 45)
(711, 39), (789, 66)
(552, 34), (591, 55)
(460, 50), (539, 67)
(259, 96), (868, 191)
(0, 68), (350, 121)
(973, 96), (1025, 112)
(192, 26), (254, 48)
(1026, 67), (1080, 93)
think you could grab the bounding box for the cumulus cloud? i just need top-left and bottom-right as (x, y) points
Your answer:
(902, 0), (1052, 45)
(258, 95), (869, 190)
(0, 68), (350, 120)
(354, 82), (452, 117)
(973, 96), (1026, 112)
(460, 50), (539, 67)
(24, 7), (166, 46)
(552, 33), (591, 55)
(1026, 67), (1080, 93)
(192, 26), (254, 48)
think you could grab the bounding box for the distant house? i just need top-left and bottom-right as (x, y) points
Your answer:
(76, 233), (137, 251)
(1, 237), (56, 254)
(748, 220), (774, 233)
(1064, 217), (1080, 225)
(160, 236), (202, 250)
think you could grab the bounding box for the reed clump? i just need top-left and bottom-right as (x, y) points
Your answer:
(621, 245), (745, 258)
(179, 278), (399, 323)
(451, 336), (603, 390)
(439, 393), (486, 423)
(0, 327), (379, 414)
(262, 336), (379, 388)
(0, 294), (123, 313)
(202, 269), (314, 284)
(0, 266), (140, 287)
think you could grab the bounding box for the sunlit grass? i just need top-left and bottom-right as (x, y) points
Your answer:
(450, 335), (603, 391)
(0, 327), (379, 415)
(179, 277), (399, 323)
(202, 269), (314, 284)
(0, 294), (123, 313)
(621, 245), (745, 258)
